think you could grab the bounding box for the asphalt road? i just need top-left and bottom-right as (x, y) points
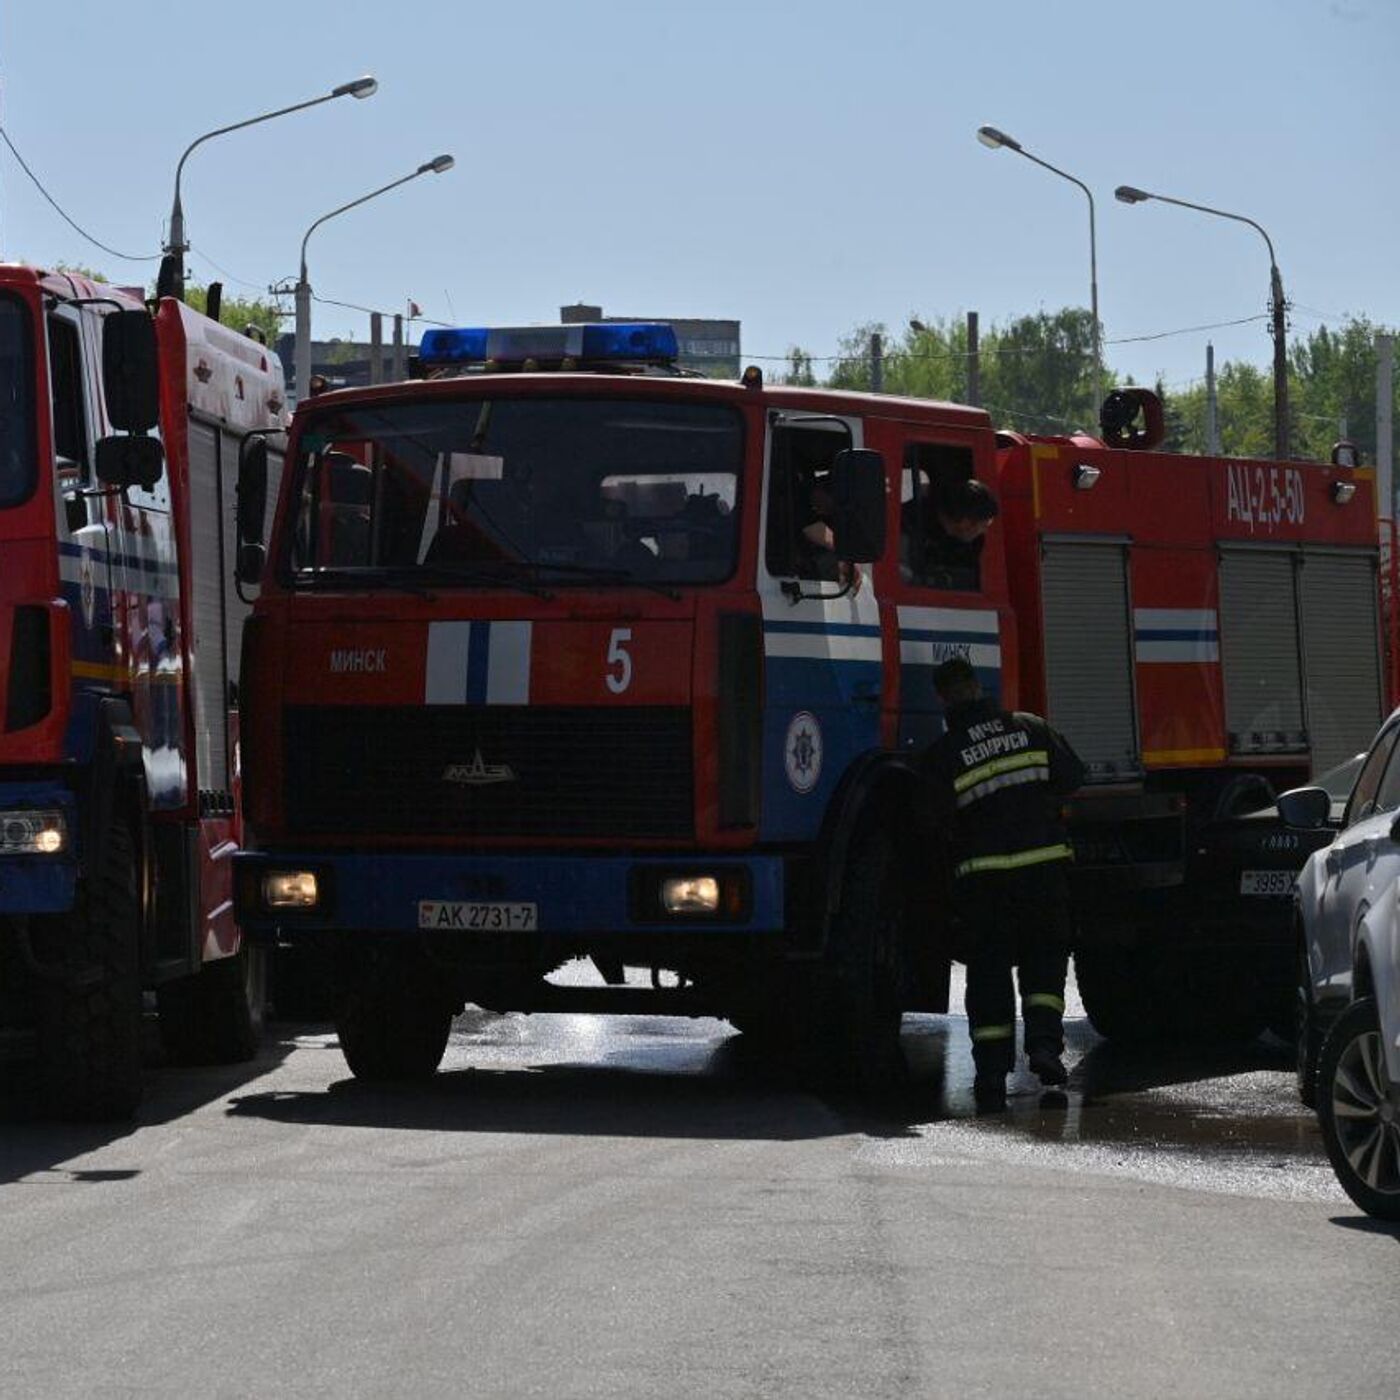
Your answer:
(1, 967), (1397, 1399)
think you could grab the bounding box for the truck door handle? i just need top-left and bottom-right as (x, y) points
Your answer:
(1325, 851), (1340, 877)
(851, 683), (881, 706)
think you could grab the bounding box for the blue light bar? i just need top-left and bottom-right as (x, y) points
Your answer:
(418, 322), (678, 367)
(580, 322), (678, 361)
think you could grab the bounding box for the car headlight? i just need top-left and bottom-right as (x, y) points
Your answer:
(0, 810), (68, 855)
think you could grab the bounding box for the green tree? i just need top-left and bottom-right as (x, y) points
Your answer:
(778, 345), (817, 387)
(979, 308), (1100, 435)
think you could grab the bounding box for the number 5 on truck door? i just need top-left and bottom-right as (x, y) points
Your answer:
(606, 627), (633, 694)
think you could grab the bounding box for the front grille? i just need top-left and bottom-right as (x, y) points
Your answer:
(283, 705), (693, 839)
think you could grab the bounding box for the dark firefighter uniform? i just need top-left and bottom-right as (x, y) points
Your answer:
(918, 657), (1086, 1106)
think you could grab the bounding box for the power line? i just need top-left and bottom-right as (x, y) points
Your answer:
(187, 244), (273, 294)
(1106, 314), (1268, 345)
(0, 123), (161, 264)
(311, 288), (453, 328)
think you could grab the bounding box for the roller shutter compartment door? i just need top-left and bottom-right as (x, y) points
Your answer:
(1040, 541), (1139, 780)
(1218, 550), (1304, 754)
(1300, 551), (1382, 776)
(187, 418), (229, 792)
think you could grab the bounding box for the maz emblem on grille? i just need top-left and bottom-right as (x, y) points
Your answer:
(443, 750), (517, 786)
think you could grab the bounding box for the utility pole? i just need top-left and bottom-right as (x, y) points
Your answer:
(1379, 333), (1395, 528)
(1271, 263), (1290, 460)
(870, 332), (884, 394)
(966, 311), (981, 407)
(392, 314), (406, 380)
(1205, 342), (1219, 454)
(370, 313), (383, 385)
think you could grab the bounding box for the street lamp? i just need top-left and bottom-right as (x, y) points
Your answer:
(1115, 184), (1289, 460)
(164, 76), (378, 299)
(977, 124), (1103, 413)
(294, 155), (455, 402)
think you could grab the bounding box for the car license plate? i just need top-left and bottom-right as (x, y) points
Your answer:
(418, 901), (538, 931)
(1239, 870), (1294, 897)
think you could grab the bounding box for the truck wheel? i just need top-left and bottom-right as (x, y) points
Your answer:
(156, 944), (267, 1065)
(1317, 998), (1400, 1221)
(1295, 939), (1324, 1110)
(822, 825), (906, 1091)
(269, 942), (335, 1022)
(1074, 946), (1170, 1044)
(1173, 962), (1268, 1044)
(35, 817), (143, 1121)
(335, 955), (454, 1082)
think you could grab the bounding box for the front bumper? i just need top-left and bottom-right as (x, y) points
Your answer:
(234, 850), (787, 939)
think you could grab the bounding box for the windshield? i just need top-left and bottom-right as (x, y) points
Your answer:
(286, 396), (743, 588)
(0, 292), (36, 507)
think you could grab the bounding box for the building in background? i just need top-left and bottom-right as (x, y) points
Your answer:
(561, 304), (741, 379)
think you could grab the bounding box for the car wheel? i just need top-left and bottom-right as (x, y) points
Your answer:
(1317, 997), (1400, 1221)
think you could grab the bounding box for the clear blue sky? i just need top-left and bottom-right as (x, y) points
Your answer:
(2, 0), (1395, 399)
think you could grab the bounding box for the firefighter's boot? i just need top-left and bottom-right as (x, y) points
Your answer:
(973, 1073), (1007, 1115)
(1028, 1046), (1068, 1086)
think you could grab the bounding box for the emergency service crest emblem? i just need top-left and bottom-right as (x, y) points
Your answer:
(784, 711), (823, 794)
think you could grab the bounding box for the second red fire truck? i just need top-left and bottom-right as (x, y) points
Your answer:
(0, 266), (286, 1117)
(232, 323), (1386, 1080)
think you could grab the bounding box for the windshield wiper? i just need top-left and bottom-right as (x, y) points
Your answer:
(528, 560), (682, 601)
(412, 560), (556, 599)
(296, 567), (437, 598)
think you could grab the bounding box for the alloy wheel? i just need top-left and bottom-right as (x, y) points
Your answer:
(1329, 1027), (1400, 1199)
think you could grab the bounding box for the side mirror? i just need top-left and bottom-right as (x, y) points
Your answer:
(830, 447), (886, 563)
(237, 437), (269, 547)
(94, 435), (164, 491)
(102, 310), (160, 432)
(1277, 786), (1331, 831)
(236, 542), (266, 586)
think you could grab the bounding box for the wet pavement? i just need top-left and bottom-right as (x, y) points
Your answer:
(2, 964), (1397, 1397)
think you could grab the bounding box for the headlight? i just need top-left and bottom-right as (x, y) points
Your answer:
(262, 870), (320, 909)
(661, 876), (721, 914)
(0, 810), (68, 855)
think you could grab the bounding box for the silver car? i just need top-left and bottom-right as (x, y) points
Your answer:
(1283, 709), (1400, 1220)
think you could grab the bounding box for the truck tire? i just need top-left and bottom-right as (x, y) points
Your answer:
(35, 817), (143, 1121)
(1074, 946), (1171, 1044)
(820, 824), (907, 1091)
(157, 944), (267, 1065)
(269, 942), (335, 1022)
(1172, 958), (1268, 1043)
(335, 954), (454, 1082)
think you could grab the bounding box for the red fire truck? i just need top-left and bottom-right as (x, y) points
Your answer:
(231, 323), (1386, 1081)
(997, 405), (1387, 1041)
(0, 266), (286, 1118)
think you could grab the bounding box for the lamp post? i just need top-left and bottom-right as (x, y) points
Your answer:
(165, 76), (378, 300)
(1115, 184), (1289, 460)
(977, 125), (1102, 413)
(294, 155), (455, 403)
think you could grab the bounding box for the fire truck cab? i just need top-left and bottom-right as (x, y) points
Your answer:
(0, 266), (286, 1117)
(233, 322), (1018, 1083)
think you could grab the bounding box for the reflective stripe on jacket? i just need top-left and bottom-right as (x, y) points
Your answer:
(918, 699), (1086, 879)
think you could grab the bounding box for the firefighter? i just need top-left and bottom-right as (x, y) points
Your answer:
(918, 655), (1086, 1113)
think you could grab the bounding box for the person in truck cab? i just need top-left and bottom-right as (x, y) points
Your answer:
(909, 477), (999, 590)
(797, 475), (862, 594)
(918, 655), (1086, 1113)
